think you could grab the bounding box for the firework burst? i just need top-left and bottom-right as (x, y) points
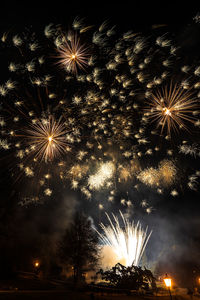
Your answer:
(137, 159), (177, 188)
(26, 115), (70, 162)
(145, 82), (198, 135)
(56, 33), (89, 73)
(88, 161), (115, 190)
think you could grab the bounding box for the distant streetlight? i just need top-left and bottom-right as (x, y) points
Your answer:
(164, 274), (172, 300)
(34, 260), (40, 269)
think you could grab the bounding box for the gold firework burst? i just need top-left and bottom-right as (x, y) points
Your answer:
(137, 159), (177, 188)
(56, 34), (89, 73)
(26, 115), (69, 162)
(88, 161), (115, 190)
(145, 82), (198, 135)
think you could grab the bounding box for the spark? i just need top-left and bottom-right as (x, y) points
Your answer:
(71, 179), (79, 189)
(99, 204), (104, 210)
(179, 144), (200, 157)
(12, 35), (23, 46)
(146, 207), (153, 214)
(44, 188), (52, 196)
(0, 85), (7, 96)
(24, 166), (34, 177)
(68, 164), (88, 179)
(0, 139), (10, 150)
(44, 24), (54, 38)
(171, 189), (178, 196)
(119, 167), (131, 182)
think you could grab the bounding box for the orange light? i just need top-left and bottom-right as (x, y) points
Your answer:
(34, 261), (40, 268)
(164, 277), (172, 288)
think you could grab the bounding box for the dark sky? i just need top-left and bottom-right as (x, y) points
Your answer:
(0, 1), (198, 29)
(0, 0), (200, 286)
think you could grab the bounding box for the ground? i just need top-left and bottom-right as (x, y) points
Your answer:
(0, 276), (197, 300)
(0, 291), (196, 300)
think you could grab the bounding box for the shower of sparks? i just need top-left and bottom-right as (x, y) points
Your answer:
(145, 82), (198, 135)
(97, 211), (152, 267)
(56, 34), (89, 73)
(26, 115), (69, 162)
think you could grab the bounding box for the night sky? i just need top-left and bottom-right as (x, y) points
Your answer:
(0, 0), (200, 287)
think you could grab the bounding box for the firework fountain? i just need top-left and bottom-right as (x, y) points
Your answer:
(97, 211), (152, 268)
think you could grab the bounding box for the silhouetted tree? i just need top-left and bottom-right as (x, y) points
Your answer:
(97, 263), (156, 291)
(59, 212), (100, 284)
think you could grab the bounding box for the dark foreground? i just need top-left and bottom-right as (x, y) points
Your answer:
(0, 289), (146, 300)
(0, 277), (195, 300)
(0, 291), (195, 300)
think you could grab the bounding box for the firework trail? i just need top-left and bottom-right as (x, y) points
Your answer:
(97, 211), (152, 267)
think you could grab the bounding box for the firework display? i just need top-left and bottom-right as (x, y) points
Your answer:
(0, 17), (199, 211)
